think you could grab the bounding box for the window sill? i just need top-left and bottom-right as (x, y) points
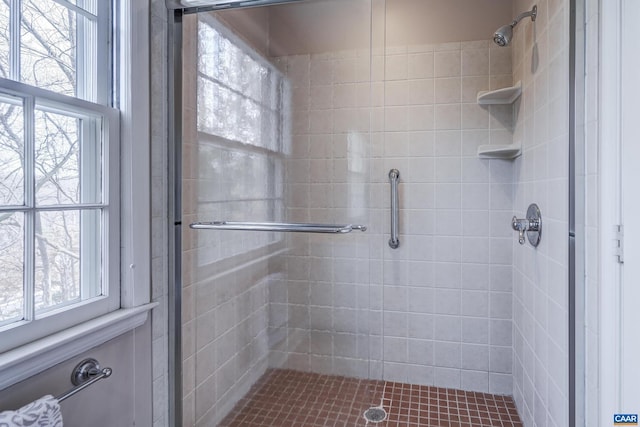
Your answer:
(0, 303), (157, 390)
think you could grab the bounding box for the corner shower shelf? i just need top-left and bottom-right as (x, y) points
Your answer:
(476, 81), (522, 105)
(477, 142), (522, 159)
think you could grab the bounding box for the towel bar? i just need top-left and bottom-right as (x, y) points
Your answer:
(190, 221), (367, 234)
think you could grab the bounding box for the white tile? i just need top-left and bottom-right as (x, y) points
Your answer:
(490, 292), (512, 319)
(461, 290), (489, 317)
(461, 237), (491, 264)
(435, 157), (461, 183)
(461, 344), (489, 370)
(434, 262), (461, 289)
(434, 315), (461, 341)
(461, 104), (490, 129)
(408, 53), (434, 79)
(435, 104), (461, 130)
(434, 341), (461, 368)
(383, 362), (408, 383)
(435, 130), (461, 156)
(435, 210), (462, 236)
(385, 54), (408, 80)
(407, 105), (436, 132)
(385, 107), (409, 131)
(434, 51), (461, 77)
(383, 285), (408, 311)
(461, 183), (490, 210)
(433, 367), (461, 388)
(408, 313), (434, 339)
(461, 48), (490, 76)
(461, 317), (489, 344)
(490, 346), (512, 374)
(384, 311), (408, 337)
(461, 263), (490, 290)
(461, 370), (489, 392)
(435, 78), (461, 104)
(408, 79), (435, 105)
(385, 80), (409, 106)
(489, 372), (513, 395)
(407, 287), (434, 313)
(406, 365), (434, 386)
(407, 339), (434, 364)
(434, 289), (460, 315)
(434, 236), (461, 263)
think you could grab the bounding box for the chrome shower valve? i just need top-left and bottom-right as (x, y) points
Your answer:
(512, 204), (542, 247)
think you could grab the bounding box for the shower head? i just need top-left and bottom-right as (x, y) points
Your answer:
(493, 24), (513, 47)
(493, 5), (537, 47)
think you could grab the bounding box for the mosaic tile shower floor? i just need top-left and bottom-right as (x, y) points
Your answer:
(219, 369), (523, 427)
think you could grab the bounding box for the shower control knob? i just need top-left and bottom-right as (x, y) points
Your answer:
(512, 203), (542, 247)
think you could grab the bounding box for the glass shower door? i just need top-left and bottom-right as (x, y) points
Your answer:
(178, 1), (386, 425)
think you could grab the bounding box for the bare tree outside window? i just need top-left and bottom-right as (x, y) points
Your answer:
(0, 0), (104, 325)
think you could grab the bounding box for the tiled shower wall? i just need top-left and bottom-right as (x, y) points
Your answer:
(511, 0), (571, 426)
(275, 40), (517, 395)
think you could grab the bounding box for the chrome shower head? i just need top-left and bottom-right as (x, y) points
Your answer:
(493, 24), (513, 47)
(493, 5), (537, 47)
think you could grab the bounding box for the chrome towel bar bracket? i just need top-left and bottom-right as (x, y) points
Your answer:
(56, 358), (112, 402)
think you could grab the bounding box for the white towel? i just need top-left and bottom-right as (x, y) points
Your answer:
(0, 395), (63, 427)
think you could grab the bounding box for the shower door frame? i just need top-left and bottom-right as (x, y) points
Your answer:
(168, 8), (183, 427)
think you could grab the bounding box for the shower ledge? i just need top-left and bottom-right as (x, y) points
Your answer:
(477, 142), (522, 159)
(477, 81), (522, 105)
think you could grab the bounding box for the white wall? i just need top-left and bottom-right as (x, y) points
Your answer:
(0, 323), (152, 427)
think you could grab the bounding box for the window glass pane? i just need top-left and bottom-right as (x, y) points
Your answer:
(35, 109), (79, 205)
(0, 2), (9, 79)
(0, 212), (24, 325)
(0, 95), (24, 206)
(34, 209), (101, 314)
(34, 108), (101, 206)
(21, 1), (77, 96)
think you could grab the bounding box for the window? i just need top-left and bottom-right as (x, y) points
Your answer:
(0, 0), (119, 352)
(196, 16), (289, 264)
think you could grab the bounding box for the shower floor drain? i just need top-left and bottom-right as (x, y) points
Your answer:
(363, 407), (387, 423)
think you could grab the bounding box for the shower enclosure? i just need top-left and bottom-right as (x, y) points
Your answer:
(166, 0), (583, 425)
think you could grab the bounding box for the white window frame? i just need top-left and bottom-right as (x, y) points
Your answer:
(0, 78), (121, 352)
(0, 0), (153, 390)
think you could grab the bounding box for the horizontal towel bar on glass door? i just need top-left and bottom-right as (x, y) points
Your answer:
(190, 221), (367, 234)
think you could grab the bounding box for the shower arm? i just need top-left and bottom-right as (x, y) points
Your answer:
(510, 5), (537, 27)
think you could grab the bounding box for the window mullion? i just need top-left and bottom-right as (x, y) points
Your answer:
(9, 0), (20, 80)
(22, 95), (35, 322)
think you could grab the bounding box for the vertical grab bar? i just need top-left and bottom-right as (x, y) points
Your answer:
(389, 169), (400, 249)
